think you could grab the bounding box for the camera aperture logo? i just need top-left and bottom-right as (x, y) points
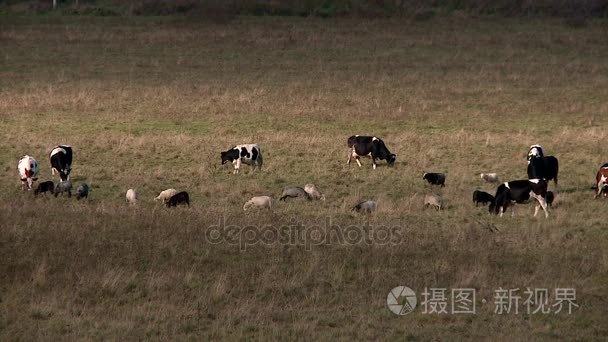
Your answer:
(387, 286), (417, 315)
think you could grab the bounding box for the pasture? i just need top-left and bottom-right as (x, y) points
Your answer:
(1, 15), (607, 340)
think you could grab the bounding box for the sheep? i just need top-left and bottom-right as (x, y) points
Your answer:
(54, 180), (73, 198)
(304, 183), (325, 200)
(423, 172), (446, 186)
(480, 173), (499, 183)
(155, 188), (177, 202)
(279, 186), (311, 201)
(165, 191), (190, 207)
(76, 183), (89, 200)
(243, 196), (273, 211)
(424, 194), (443, 210)
(126, 189), (138, 204)
(472, 190), (494, 206)
(546, 191), (555, 207)
(351, 200), (377, 213)
(34, 181), (54, 196)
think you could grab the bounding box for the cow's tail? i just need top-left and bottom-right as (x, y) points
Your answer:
(256, 153), (263, 171)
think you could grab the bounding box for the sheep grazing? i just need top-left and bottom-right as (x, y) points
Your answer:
(155, 188), (177, 202)
(480, 173), (499, 183)
(280, 186), (310, 201)
(34, 181), (54, 196)
(351, 200), (377, 213)
(76, 183), (89, 200)
(166, 191), (190, 208)
(546, 191), (555, 207)
(243, 196), (273, 211)
(424, 194), (443, 210)
(126, 189), (138, 204)
(54, 180), (73, 198)
(423, 172), (446, 187)
(304, 183), (325, 200)
(472, 190), (495, 206)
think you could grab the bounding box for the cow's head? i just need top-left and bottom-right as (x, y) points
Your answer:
(386, 154), (396, 166)
(220, 148), (239, 165)
(527, 144), (544, 162)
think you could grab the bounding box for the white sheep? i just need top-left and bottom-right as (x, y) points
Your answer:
(424, 194), (443, 210)
(351, 200), (377, 213)
(243, 196), (273, 211)
(126, 189), (138, 205)
(304, 183), (326, 200)
(480, 173), (499, 183)
(155, 188), (177, 202)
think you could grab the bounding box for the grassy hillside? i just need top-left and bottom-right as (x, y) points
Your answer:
(1, 15), (607, 340)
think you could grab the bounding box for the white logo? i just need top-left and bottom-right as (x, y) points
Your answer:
(387, 286), (417, 315)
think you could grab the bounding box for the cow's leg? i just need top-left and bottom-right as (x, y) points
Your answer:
(499, 206), (504, 217)
(511, 205), (515, 217)
(355, 157), (362, 168)
(234, 159), (241, 174)
(531, 193), (549, 218)
(372, 157), (377, 170)
(347, 150), (352, 165)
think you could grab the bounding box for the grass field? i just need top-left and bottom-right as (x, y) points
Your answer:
(1, 15), (608, 340)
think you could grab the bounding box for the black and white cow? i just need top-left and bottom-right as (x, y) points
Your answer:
(347, 135), (396, 169)
(220, 144), (263, 174)
(17, 155), (39, 190)
(527, 156), (559, 185)
(49, 145), (73, 181)
(594, 163), (608, 199)
(489, 179), (549, 218)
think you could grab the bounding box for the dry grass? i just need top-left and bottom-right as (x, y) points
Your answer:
(1, 15), (607, 340)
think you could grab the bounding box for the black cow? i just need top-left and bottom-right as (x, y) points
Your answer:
(49, 145), (73, 181)
(489, 179), (549, 218)
(472, 190), (494, 206)
(347, 135), (396, 169)
(166, 191), (190, 207)
(423, 172), (446, 187)
(527, 156), (559, 185)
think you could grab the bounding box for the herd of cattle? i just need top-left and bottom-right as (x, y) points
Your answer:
(16, 137), (608, 216)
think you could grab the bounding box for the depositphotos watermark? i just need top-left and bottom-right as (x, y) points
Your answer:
(387, 286), (579, 315)
(204, 217), (404, 251)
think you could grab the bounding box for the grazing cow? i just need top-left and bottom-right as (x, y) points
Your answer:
(480, 173), (499, 183)
(347, 135), (396, 169)
(527, 156), (559, 185)
(423, 172), (446, 187)
(304, 183), (325, 201)
(166, 191), (190, 207)
(155, 188), (177, 202)
(126, 189), (138, 204)
(243, 196), (273, 211)
(54, 180), (73, 198)
(76, 183), (89, 200)
(221, 144), (263, 174)
(280, 186), (311, 201)
(546, 190), (555, 207)
(527, 144), (544, 162)
(351, 200), (378, 213)
(34, 181), (55, 196)
(472, 190), (494, 206)
(49, 145), (73, 181)
(17, 155), (39, 190)
(594, 163), (608, 198)
(424, 194), (442, 210)
(489, 179), (549, 218)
